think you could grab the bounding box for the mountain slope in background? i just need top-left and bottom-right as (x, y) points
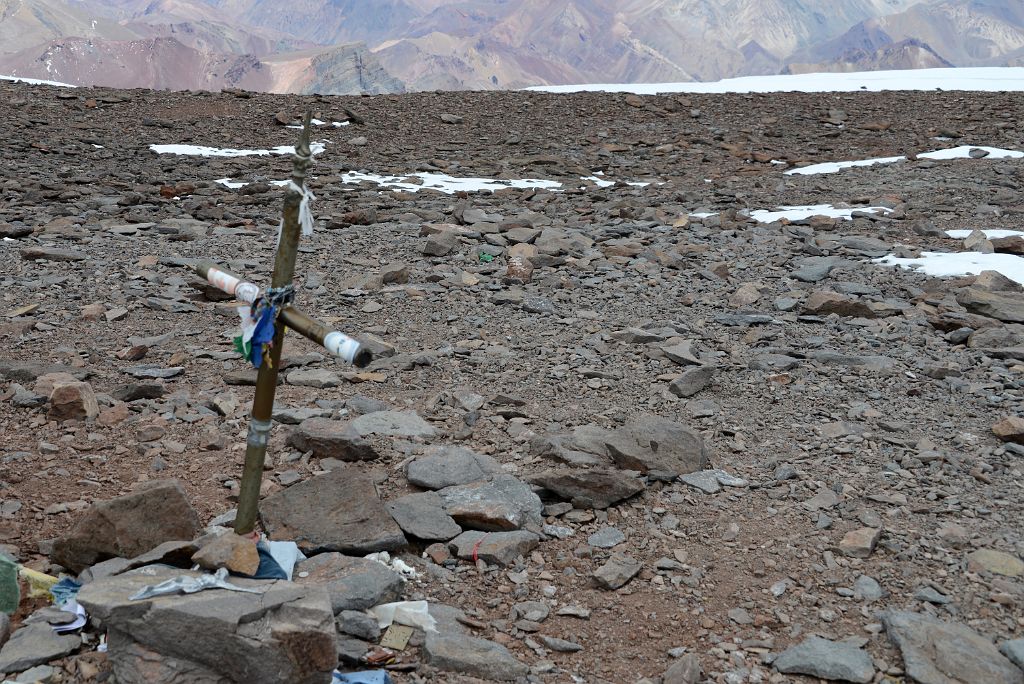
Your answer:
(0, 0), (1022, 92)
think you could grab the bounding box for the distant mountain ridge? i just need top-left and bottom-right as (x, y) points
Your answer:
(0, 0), (1022, 92)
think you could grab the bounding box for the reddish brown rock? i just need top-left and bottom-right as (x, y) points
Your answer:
(992, 416), (1024, 444)
(51, 479), (201, 572)
(48, 381), (99, 421)
(191, 532), (260, 575)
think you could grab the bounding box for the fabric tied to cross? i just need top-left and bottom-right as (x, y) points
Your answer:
(234, 285), (295, 368)
(276, 181), (316, 246)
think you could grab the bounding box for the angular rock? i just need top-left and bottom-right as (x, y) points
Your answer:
(351, 410), (436, 439)
(423, 230), (459, 256)
(958, 287), (1024, 323)
(1001, 639), (1024, 672)
(294, 553), (403, 613)
(287, 418), (377, 461)
(593, 553), (642, 590)
(839, 527), (881, 559)
(285, 369), (340, 388)
(48, 381), (99, 421)
(423, 633), (528, 681)
(660, 339), (704, 366)
(260, 467), (406, 555)
(668, 365), (714, 398)
(77, 565), (336, 684)
(19, 247), (87, 262)
(603, 415), (707, 477)
(449, 530), (539, 566)
(792, 256), (843, 282)
(967, 549), (1024, 577)
(881, 611), (1023, 684)
(992, 417), (1024, 445)
(52, 479), (201, 573)
(663, 653), (702, 684)
(0, 622), (79, 675)
(773, 636), (873, 683)
(191, 532), (260, 575)
(386, 492), (462, 541)
(406, 445), (502, 489)
(588, 526), (625, 548)
(532, 424), (614, 467)
(803, 291), (875, 318)
(438, 475), (542, 531)
(528, 468), (644, 509)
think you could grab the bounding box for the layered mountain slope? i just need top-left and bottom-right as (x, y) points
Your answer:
(786, 38), (955, 74)
(792, 0), (1024, 68)
(0, 34), (402, 93)
(2, 0), (1024, 92)
(0, 0), (136, 54)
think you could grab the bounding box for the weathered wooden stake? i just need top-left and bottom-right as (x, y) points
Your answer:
(233, 112), (314, 536)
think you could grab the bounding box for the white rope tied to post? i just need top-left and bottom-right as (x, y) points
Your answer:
(276, 181), (316, 246)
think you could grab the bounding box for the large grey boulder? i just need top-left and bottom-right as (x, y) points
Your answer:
(423, 633), (528, 681)
(294, 553), (403, 613)
(77, 566), (336, 684)
(437, 475), (542, 531)
(52, 479), (201, 573)
(351, 410), (437, 439)
(0, 623), (79, 675)
(406, 445), (502, 489)
(881, 611), (1024, 684)
(528, 468), (645, 509)
(386, 492), (462, 541)
(603, 415), (707, 477)
(287, 418), (377, 461)
(260, 467), (406, 554)
(773, 635), (874, 683)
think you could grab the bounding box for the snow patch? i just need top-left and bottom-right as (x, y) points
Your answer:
(946, 229), (1024, 239)
(876, 252), (1024, 285)
(149, 143), (327, 157)
(526, 67), (1024, 95)
(0, 74), (76, 87)
(341, 171), (563, 194)
(749, 204), (891, 223)
(786, 145), (1023, 176)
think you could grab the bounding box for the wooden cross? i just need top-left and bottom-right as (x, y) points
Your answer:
(195, 112), (374, 535)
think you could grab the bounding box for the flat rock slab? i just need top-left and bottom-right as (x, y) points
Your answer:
(603, 414), (707, 478)
(773, 635), (874, 683)
(1001, 639), (1024, 671)
(52, 479), (200, 573)
(881, 610), (1024, 684)
(438, 475), (543, 531)
(958, 286), (1024, 323)
(77, 566), (336, 684)
(528, 468), (644, 509)
(423, 633), (528, 681)
(588, 526), (625, 548)
(294, 553), (403, 613)
(0, 622), (80, 675)
(593, 553), (642, 590)
(967, 549), (1024, 577)
(449, 530), (540, 566)
(287, 418), (378, 461)
(386, 492), (462, 541)
(406, 445), (503, 489)
(260, 467), (406, 555)
(351, 410), (436, 439)
(679, 469), (749, 494)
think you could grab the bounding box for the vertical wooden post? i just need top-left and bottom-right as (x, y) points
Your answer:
(234, 112), (314, 536)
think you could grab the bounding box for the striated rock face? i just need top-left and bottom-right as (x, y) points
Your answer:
(51, 480), (201, 573)
(77, 566), (337, 684)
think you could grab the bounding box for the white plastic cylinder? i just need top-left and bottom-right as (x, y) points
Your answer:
(323, 331), (362, 364)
